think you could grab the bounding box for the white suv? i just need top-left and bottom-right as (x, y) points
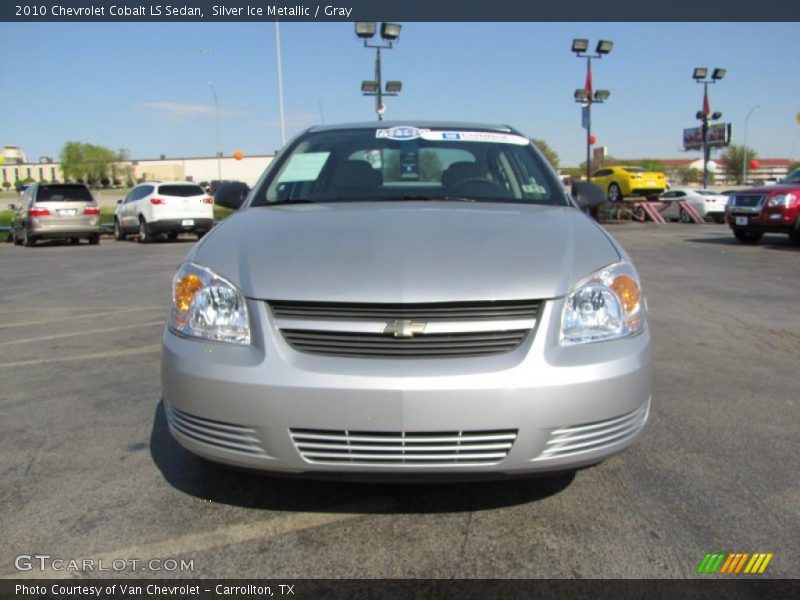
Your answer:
(114, 181), (214, 243)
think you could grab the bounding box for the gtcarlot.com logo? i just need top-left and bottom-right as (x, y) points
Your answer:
(14, 554), (194, 573)
(696, 552), (773, 574)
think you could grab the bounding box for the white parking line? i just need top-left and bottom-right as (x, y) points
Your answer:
(0, 307), (165, 330)
(0, 321), (164, 346)
(0, 345), (161, 368)
(6, 497), (394, 579)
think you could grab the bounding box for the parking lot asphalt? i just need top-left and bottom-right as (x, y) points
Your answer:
(0, 224), (798, 579)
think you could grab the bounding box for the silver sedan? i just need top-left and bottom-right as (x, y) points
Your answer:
(161, 122), (651, 479)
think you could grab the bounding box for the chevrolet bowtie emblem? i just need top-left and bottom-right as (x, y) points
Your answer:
(383, 320), (427, 338)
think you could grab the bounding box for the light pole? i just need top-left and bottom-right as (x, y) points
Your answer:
(275, 22), (286, 146)
(572, 39), (612, 184)
(742, 104), (759, 185)
(692, 67), (726, 188)
(208, 81), (221, 181)
(355, 22), (402, 120)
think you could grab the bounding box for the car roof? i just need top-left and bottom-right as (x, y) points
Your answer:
(305, 120), (520, 134)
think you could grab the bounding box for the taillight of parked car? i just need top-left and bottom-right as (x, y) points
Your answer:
(29, 207), (51, 217)
(84, 206), (100, 215)
(150, 198), (167, 205)
(203, 197), (213, 204)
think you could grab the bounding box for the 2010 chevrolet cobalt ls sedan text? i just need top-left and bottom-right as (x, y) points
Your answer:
(161, 122), (651, 479)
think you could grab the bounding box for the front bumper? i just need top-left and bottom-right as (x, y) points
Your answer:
(727, 211), (796, 234)
(162, 299), (652, 477)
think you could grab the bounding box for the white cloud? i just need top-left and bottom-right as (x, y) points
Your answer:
(139, 102), (244, 122)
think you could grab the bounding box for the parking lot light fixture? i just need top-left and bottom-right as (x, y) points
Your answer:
(572, 38), (589, 53)
(596, 40), (614, 54)
(355, 22), (377, 39)
(692, 67), (726, 187)
(572, 38), (613, 183)
(356, 22), (403, 120)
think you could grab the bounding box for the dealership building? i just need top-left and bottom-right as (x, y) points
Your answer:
(1, 145), (275, 188)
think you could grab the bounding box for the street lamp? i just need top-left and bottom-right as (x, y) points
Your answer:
(742, 104), (760, 185)
(355, 22), (403, 120)
(572, 38), (613, 183)
(208, 81), (221, 181)
(692, 66), (726, 187)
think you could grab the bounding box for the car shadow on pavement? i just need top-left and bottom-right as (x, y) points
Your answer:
(149, 401), (575, 514)
(686, 235), (799, 250)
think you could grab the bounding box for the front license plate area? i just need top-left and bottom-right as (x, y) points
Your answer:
(735, 216), (748, 226)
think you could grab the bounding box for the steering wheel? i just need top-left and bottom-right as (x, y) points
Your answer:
(448, 177), (512, 198)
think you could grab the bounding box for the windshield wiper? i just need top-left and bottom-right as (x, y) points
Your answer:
(264, 198), (320, 206)
(382, 195), (476, 202)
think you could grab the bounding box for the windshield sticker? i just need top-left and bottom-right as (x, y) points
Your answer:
(522, 183), (547, 194)
(277, 152), (330, 183)
(420, 131), (530, 145)
(375, 126), (430, 141)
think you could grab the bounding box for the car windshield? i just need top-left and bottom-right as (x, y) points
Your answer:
(36, 185), (93, 202)
(250, 127), (566, 207)
(781, 169), (800, 184)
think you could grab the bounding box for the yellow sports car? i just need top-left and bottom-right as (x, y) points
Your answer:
(590, 166), (668, 202)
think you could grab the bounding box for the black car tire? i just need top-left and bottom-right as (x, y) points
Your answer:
(608, 183), (622, 202)
(679, 208), (693, 223)
(138, 217), (152, 244)
(114, 219), (127, 241)
(196, 230), (208, 240)
(71, 238), (80, 244)
(88, 234), (100, 245)
(790, 218), (800, 245)
(22, 228), (36, 247)
(12, 229), (20, 246)
(733, 228), (763, 244)
(168, 232), (179, 241)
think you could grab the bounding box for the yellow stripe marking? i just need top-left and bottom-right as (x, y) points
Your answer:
(744, 554), (759, 574)
(757, 554), (773, 574)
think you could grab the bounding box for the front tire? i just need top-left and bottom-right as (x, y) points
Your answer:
(12, 229), (20, 246)
(607, 183), (622, 203)
(733, 229), (763, 244)
(789, 218), (800, 245)
(114, 219), (127, 241)
(138, 217), (152, 244)
(679, 208), (693, 223)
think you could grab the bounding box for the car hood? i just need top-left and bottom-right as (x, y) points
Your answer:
(734, 184), (799, 194)
(190, 202), (621, 302)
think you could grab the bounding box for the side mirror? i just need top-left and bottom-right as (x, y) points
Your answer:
(214, 181), (250, 210)
(571, 181), (607, 209)
(116, 199), (123, 204)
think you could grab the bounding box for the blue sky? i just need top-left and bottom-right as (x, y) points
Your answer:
(2, 22), (799, 166)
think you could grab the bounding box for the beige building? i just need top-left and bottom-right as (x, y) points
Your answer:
(1, 147), (274, 189)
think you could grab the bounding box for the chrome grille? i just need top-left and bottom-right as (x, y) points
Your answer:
(270, 299), (540, 321)
(534, 400), (650, 461)
(165, 403), (266, 456)
(282, 329), (528, 358)
(270, 299), (540, 359)
(290, 428), (518, 465)
(731, 195), (764, 211)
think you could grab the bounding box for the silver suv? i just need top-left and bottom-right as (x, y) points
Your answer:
(161, 122), (651, 479)
(9, 183), (102, 246)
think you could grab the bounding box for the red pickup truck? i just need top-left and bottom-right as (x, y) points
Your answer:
(726, 168), (800, 244)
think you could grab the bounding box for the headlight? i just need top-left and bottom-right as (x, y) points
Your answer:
(766, 193), (796, 208)
(560, 261), (644, 346)
(169, 262), (250, 344)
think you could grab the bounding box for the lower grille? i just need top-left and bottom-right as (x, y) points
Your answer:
(290, 428), (518, 465)
(534, 400), (650, 461)
(282, 329), (529, 358)
(166, 404), (265, 456)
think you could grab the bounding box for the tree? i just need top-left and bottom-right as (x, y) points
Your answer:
(718, 144), (758, 184)
(672, 166), (702, 184)
(59, 141), (128, 184)
(2, 181), (10, 190)
(531, 139), (559, 169)
(631, 159), (666, 173)
(579, 155), (617, 175)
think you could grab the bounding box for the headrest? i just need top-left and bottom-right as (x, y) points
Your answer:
(336, 161), (382, 188)
(441, 161), (482, 188)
